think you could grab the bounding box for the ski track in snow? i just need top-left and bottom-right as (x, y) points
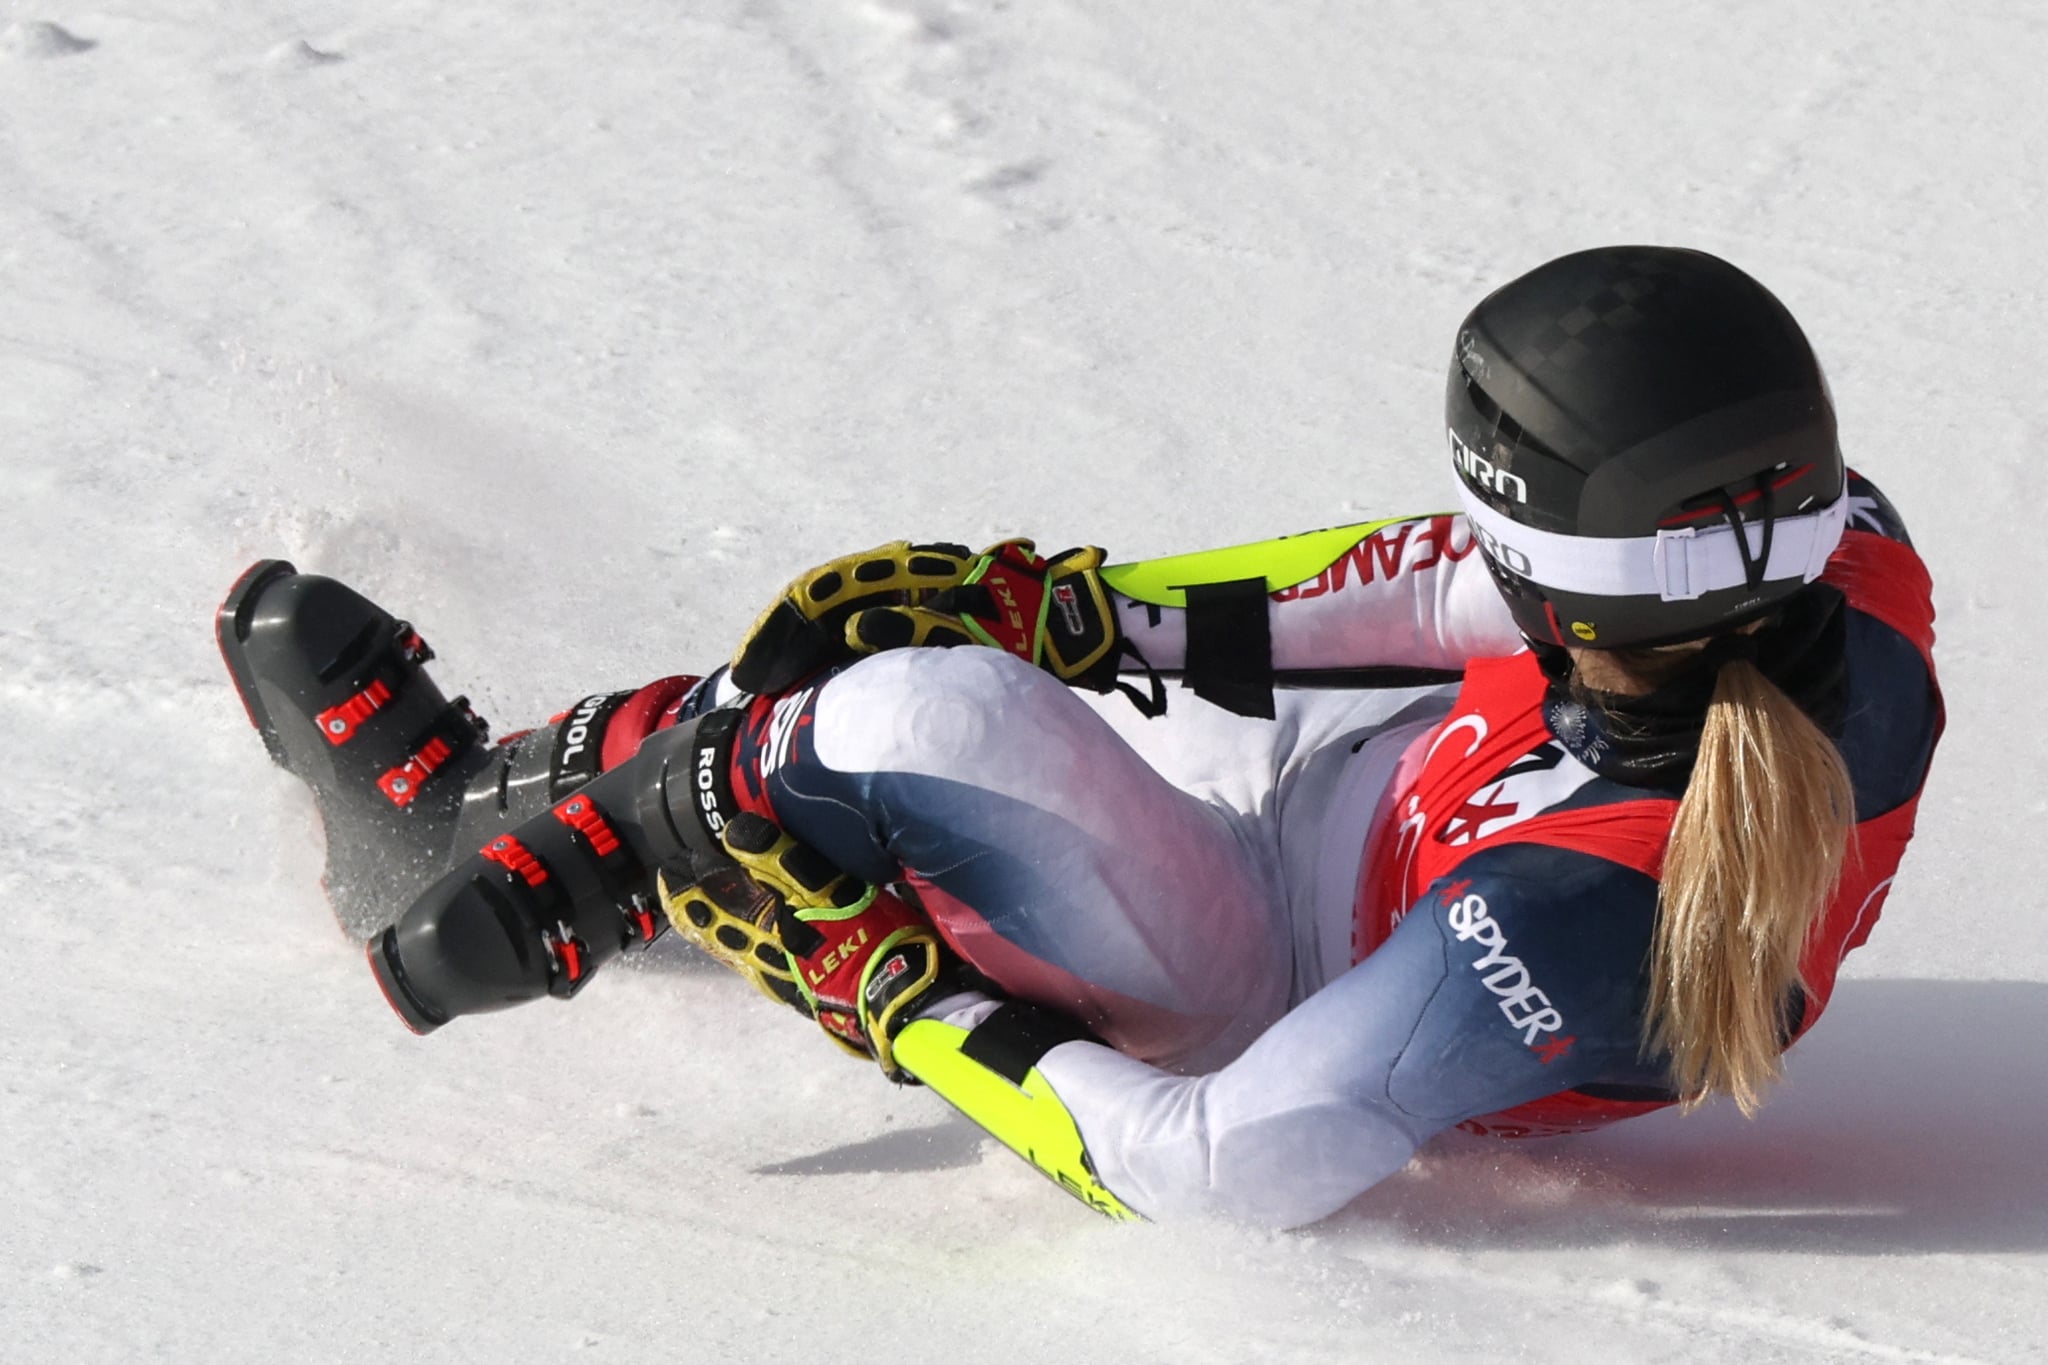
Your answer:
(5, 1), (2048, 1361)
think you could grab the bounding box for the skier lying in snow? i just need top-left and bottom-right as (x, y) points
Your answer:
(219, 246), (1942, 1228)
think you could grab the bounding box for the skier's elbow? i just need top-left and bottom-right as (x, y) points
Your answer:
(1110, 1097), (1422, 1230)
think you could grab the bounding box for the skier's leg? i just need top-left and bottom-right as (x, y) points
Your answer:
(743, 648), (1295, 1071)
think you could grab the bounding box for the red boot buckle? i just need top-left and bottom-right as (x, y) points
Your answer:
(316, 678), (393, 745)
(378, 736), (454, 808)
(543, 920), (592, 996)
(551, 795), (622, 857)
(479, 834), (549, 887)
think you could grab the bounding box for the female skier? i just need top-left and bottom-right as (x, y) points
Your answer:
(218, 245), (1942, 1228)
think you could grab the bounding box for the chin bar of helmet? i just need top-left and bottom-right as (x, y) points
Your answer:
(368, 709), (742, 1033)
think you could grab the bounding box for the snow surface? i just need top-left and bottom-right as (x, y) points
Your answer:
(5, 1), (2046, 1360)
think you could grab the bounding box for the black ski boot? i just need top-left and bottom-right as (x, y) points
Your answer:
(219, 558), (713, 954)
(368, 707), (749, 1033)
(217, 560), (502, 939)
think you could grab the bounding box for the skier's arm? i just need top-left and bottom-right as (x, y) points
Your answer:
(1102, 512), (1522, 680)
(910, 854), (1656, 1228)
(723, 518), (1523, 719)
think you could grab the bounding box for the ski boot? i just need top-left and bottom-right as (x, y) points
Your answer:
(217, 559), (702, 941)
(368, 704), (755, 1033)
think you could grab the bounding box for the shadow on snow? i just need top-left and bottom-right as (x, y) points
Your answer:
(1338, 979), (2048, 1255)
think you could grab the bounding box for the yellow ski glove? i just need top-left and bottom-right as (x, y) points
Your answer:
(729, 541), (975, 694)
(731, 539), (1159, 714)
(658, 813), (954, 1080)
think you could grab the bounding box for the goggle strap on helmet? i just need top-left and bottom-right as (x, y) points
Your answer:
(1457, 484), (1848, 604)
(1718, 478), (1776, 591)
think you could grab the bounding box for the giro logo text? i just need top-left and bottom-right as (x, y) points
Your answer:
(1449, 428), (1528, 504)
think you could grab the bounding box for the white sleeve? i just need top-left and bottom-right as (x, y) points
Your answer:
(1116, 514), (1523, 674)
(1025, 853), (1646, 1227)
(1035, 1041), (1428, 1228)
(914, 982), (1428, 1228)
(1027, 922), (1464, 1228)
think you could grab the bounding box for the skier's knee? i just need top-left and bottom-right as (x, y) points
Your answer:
(811, 647), (1063, 781)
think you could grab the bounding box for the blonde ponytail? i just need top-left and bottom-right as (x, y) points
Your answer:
(1645, 658), (1856, 1115)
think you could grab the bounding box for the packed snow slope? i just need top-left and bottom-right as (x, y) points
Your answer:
(5, 1), (2045, 1361)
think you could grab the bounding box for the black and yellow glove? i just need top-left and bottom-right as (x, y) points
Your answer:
(729, 541), (976, 694)
(847, 540), (1126, 685)
(657, 813), (956, 1080)
(731, 538), (1161, 715)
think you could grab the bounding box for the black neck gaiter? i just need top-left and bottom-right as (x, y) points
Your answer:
(1535, 586), (1848, 791)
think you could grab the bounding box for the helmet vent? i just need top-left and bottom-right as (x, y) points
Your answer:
(1663, 463), (1818, 530)
(1460, 370), (1565, 466)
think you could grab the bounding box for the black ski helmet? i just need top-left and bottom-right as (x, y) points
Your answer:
(1447, 246), (1846, 650)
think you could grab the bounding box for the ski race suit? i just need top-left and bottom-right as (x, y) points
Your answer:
(722, 471), (1941, 1228)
